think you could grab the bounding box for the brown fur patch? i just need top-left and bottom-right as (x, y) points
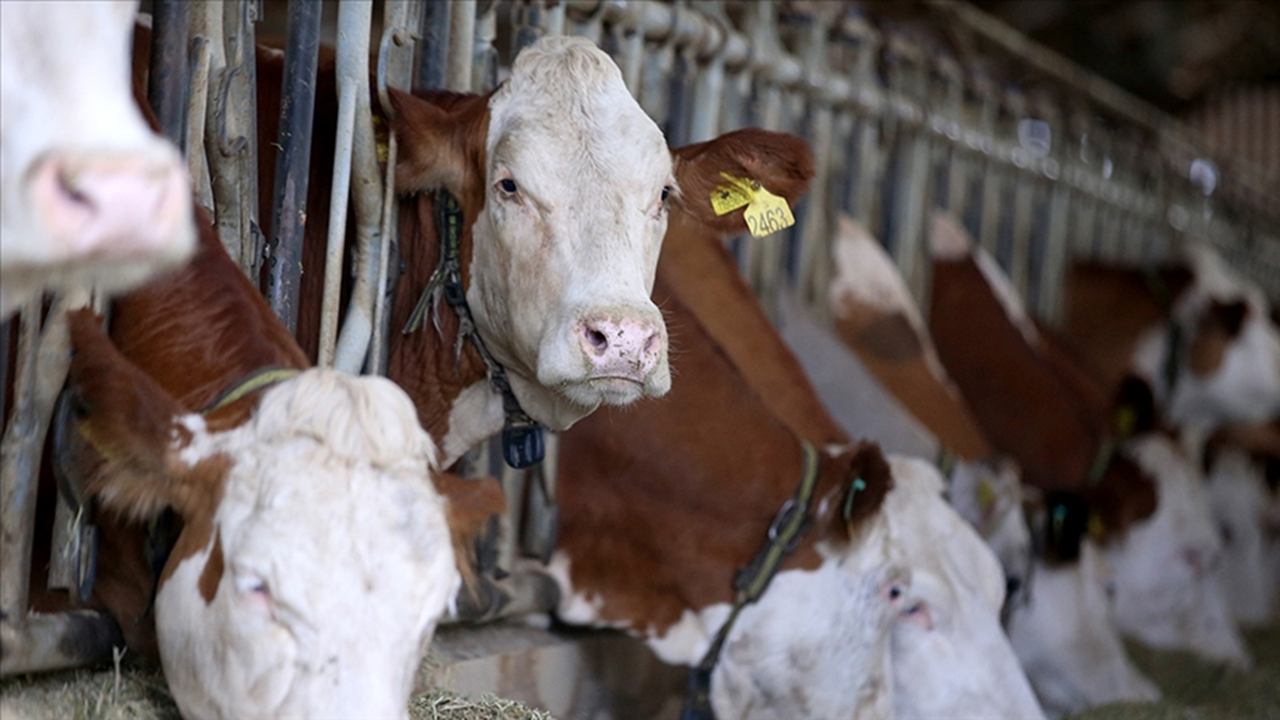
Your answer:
(671, 128), (814, 235)
(851, 312), (925, 363)
(1189, 299), (1250, 378)
(431, 473), (507, 595)
(198, 531), (224, 603)
(818, 442), (893, 543)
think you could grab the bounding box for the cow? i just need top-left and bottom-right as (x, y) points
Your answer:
(777, 214), (1032, 596)
(1202, 427), (1279, 626)
(545, 162), (1044, 717)
(40, 203), (503, 719)
(1108, 434), (1252, 667)
(247, 36), (689, 466)
(772, 218), (1162, 713)
(927, 211), (1157, 535)
(928, 212), (1251, 668)
(0, 0), (193, 318)
(1064, 244), (1280, 433)
(1004, 540), (1161, 716)
(552, 284), (1043, 719)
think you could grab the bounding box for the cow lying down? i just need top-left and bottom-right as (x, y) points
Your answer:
(0, 0), (193, 318)
(53, 205), (503, 719)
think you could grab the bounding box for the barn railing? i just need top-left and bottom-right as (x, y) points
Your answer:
(3, 0), (1278, 676)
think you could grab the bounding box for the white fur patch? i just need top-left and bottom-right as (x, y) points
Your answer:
(155, 369), (457, 719)
(440, 381), (505, 468)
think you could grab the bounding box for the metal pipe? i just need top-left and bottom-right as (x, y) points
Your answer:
(0, 609), (122, 676)
(148, 0), (191, 152)
(265, 0), (322, 335)
(363, 0), (421, 376)
(447, 1), (477, 92)
(318, 0), (371, 370)
(416, 0), (451, 93)
(0, 293), (82, 655)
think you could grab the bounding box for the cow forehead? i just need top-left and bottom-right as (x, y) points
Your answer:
(486, 40), (671, 196)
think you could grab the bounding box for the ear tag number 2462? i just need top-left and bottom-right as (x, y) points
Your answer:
(710, 174), (795, 238)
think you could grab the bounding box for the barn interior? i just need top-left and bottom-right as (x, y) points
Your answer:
(2, 1), (1278, 719)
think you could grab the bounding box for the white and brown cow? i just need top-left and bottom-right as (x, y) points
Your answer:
(252, 37), (694, 463)
(544, 177), (1043, 717)
(49, 204), (502, 719)
(1, 0), (193, 317)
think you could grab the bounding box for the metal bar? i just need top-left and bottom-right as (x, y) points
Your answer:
(363, 0), (421, 377)
(265, 0), (323, 336)
(317, 0), (370, 370)
(416, 0), (452, 93)
(447, 1), (477, 92)
(186, 32), (214, 215)
(208, 0), (262, 278)
(1, 610), (122, 676)
(148, 0), (191, 152)
(0, 293), (82, 655)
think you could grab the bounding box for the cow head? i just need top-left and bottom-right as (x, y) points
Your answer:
(69, 313), (457, 719)
(947, 458), (1034, 611)
(879, 457), (1046, 720)
(0, 0), (193, 318)
(1108, 433), (1252, 667)
(1133, 244), (1280, 428)
(1005, 540), (1161, 715)
(391, 37), (672, 430)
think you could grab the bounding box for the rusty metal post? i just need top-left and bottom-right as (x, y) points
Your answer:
(264, 0), (322, 335)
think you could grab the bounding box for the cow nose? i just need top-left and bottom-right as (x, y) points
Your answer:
(1181, 548), (1207, 575)
(32, 150), (189, 258)
(579, 314), (664, 380)
(1004, 575), (1023, 601)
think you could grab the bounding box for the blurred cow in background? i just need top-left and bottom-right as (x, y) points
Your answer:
(0, 0), (193, 317)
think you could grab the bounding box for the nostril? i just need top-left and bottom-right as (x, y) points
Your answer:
(57, 169), (92, 209)
(584, 327), (609, 353)
(643, 331), (660, 355)
(1182, 548), (1204, 574)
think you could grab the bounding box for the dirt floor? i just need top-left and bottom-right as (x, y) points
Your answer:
(1067, 625), (1280, 720)
(2, 625), (1276, 719)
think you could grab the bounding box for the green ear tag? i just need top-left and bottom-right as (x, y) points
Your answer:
(842, 477), (868, 521)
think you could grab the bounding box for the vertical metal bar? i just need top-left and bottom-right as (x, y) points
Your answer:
(473, 2), (499, 93)
(416, 0), (452, 93)
(364, 0), (420, 376)
(148, 0), (191, 153)
(448, 1), (477, 92)
(319, 0), (372, 369)
(265, 0), (323, 335)
(0, 293), (81, 640)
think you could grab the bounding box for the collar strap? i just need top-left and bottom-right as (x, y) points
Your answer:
(1143, 269), (1183, 394)
(204, 367), (301, 412)
(683, 440), (821, 720)
(403, 189), (544, 469)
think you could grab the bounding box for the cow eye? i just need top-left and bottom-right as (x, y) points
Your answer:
(234, 570), (270, 600)
(498, 178), (518, 195)
(661, 185), (671, 202)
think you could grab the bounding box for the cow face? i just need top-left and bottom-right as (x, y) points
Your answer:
(0, 0), (193, 318)
(947, 459), (1034, 609)
(1005, 541), (1160, 715)
(71, 324), (456, 719)
(393, 37), (672, 430)
(1107, 434), (1251, 667)
(881, 457), (1047, 720)
(1133, 244), (1280, 427)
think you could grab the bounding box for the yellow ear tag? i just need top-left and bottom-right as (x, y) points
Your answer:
(1114, 406), (1136, 438)
(710, 174), (796, 238)
(1087, 511), (1107, 542)
(977, 478), (998, 514)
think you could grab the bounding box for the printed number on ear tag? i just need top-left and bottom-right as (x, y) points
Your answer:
(709, 174), (795, 238)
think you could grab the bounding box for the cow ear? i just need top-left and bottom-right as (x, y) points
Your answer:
(67, 309), (218, 522)
(1204, 298), (1250, 337)
(431, 472), (507, 593)
(388, 88), (487, 199)
(670, 128), (814, 234)
(821, 441), (893, 542)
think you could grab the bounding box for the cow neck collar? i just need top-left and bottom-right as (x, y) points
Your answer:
(203, 367), (301, 412)
(683, 440), (822, 720)
(403, 189), (544, 469)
